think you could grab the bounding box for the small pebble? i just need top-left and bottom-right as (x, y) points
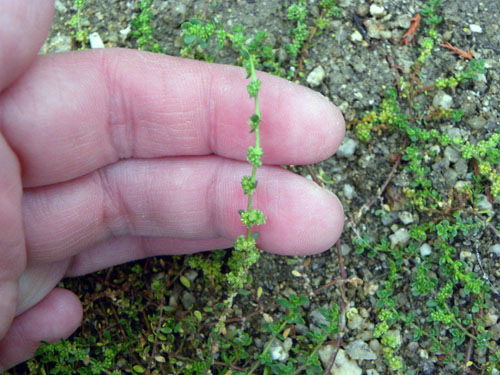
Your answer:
(350, 30), (364, 43)
(444, 146), (461, 163)
(336, 137), (358, 158)
(398, 211), (414, 225)
(269, 338), (292, 361)
(389, 228), (410, 247)
(489, 244), (500, 257)
(89, 32), (104, 48)
(306, 66), (326, 87)
(420, 243), (432, 257)
(343, 184), (355, 200)
(433, 90), (453, 109)
(369, 4), (386, 18)
(345, 339), (377, 360)
(477, 194), (493, 215)
(318, 348), (362, 375)
(469, 24), (483, 33)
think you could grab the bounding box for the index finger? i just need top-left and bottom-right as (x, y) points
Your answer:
(0, 49), (344, 188)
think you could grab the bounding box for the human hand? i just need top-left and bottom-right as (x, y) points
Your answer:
(0, 0), (344, 370)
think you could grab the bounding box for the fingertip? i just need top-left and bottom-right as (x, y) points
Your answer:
(0, 288), (82, 371)
(241, 167), (344, 256)
(258, 76), (346, 164)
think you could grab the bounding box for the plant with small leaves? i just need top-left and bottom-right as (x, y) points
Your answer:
(131, 0), (162, 52)
(66, 0), (89, 49)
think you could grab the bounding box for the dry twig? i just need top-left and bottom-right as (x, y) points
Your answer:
(440, 41), (473, 60)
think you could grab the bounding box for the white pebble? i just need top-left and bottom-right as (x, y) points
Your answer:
(343, 184), (355, 200)
(469, 24), (483, 33)
(306, 66), (326, 87)
(369, 4), (386, 18)
(89, 32), (104, 49)
(432, 90), (453, 110)
(489, 244), (500, 257)
(398, 211), (414, 225)
(389, 228), (410, 247)
(419, 243), (432, 257)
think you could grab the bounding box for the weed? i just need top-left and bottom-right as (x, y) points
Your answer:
(131, 0), (161, 52)
(66, 0), (89, 48)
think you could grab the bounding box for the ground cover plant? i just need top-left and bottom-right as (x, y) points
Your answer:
(8, 0), (500, 374)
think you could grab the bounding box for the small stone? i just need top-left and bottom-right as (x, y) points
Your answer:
(336, 137), (358, 158)
(89, 32), (104, 49)
(398, 211), (414, 225)
(343, 184), (355, 200)
(369, 339), (381, 354)
(350, 30), (364, 43)
(444, 146), (461, 163)
(306, 66), (326, 87)
(54, 0), (68, 13)
(389, 228), (410, 247)
(173, 3), (187, 24)
(381, 212), (397, 226)
(341, 244), (352, 256)
(454, 159), (468, 177)
(469, 24), (483, 33)
(345, 339), (377, 360)
(489, 244), (500, 257)
(420, 243), (432, 257)
(466, 115), (487, 130)
(485, 311), (499, 327)
(433, 90), (453, 109)
(347, 311), (364, 330)
(369, 4), (386, 18)
(184, 270), (199, 282)
(269, 338), (292, 361)
(356, 3), (370, 17)
(419, 348), (429, 359)
(318, 347), (362, 375)
(310, 309), (329, 328)
(181, 291), (196, 309)
(44, 34), (72, 53)
(366, 370), (380, 375)
(477, 194), (493, 216)
(364, 282), (379, 296)
(365, 19), (385, 39)
(396, 14), (411, 29)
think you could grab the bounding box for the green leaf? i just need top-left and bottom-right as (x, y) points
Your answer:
(181, 22), (192, 30)
(183, 35), (197, 45)
(133, 365), (145, 373)
(180, 275), (191, 288)
(240, 48), (250, 60)
(189, 18), (202, 25)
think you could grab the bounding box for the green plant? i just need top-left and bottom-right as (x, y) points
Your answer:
(181, 18), (265, 291)
(131, 0), (161, 52)
(66, 0), (89, 48)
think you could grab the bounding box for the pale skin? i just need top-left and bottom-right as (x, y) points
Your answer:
(0, 0), (345, 370)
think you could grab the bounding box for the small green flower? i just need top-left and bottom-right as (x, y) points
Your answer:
(234, 235), (256, 252)
(239, 209), (266, 227)
(247, 146), (263, 167)
(241, 176), (257, 195)
(247, 79), (261, 98)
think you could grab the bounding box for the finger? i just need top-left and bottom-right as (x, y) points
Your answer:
(0, 0), (54, 91)
(0, 49), (344, 188)
(67, 236), (234, 277)
(0, 288), (82, 372)
(0, 135), (25, 340)
(17, 259), (71, 316)
(24, 156), (344, 263)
